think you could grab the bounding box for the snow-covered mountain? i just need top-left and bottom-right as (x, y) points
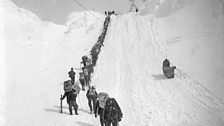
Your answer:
(1, 0), (224, 126)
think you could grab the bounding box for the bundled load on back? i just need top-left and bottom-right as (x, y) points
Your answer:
(80, 55), (93, 87)
(95, 92), (123, 126)
(72, 82), (81, 94)
(64, 80), (73, 92)
(86, 57), (92, 67)
(81, 55), (88, 67)
(104, 96), (123, 123)
(98, 92), (109, 108)
(162, 59), (176, 78)
(63, 80), (81, 94)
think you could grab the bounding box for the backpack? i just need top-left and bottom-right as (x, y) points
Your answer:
(79, 72), (85, 80)
(83, 67), (89, 76)
(163, 66), (176, 78)
(72, 83), (81, 94)
(86, 58), (92, 66)
(88, 86), (96, 96)
(64, 80), (72, 92)
(98, 92), (109, 108)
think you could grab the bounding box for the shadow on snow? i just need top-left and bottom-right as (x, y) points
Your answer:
(75, 121), (95, 126)
(44, 106), (90, 115)
(151, 74), (168, 80)
(44, 106), (69, 115)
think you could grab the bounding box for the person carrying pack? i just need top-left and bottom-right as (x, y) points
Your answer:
(104, 97), (123, 126)
(162, 59), (176, 78)
(72, 82), (81, 94)
(81, 56), (88, 67)
(86, 86), (98, 114)
(79, 72), (85, 91)
(64, 80), (72, 92)
(86, 58), (92, 66)
(94, 92), (109, 126)
(68, 67), (76, 84)
(61, 82), (80, 115)
(82, 66), (90, 86)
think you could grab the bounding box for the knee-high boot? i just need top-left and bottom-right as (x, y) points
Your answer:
(69, 109), (73, 115)
(75, 108), (79, 115)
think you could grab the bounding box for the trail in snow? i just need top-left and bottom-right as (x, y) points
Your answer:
(91, 14), (224, 126)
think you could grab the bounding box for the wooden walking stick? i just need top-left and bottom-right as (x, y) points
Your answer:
(60, 95), (63, 113)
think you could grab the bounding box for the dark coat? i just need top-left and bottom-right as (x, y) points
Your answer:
(162, 59), (176, 78)
(61, 89), (77, 104)
(163, 59), (170, 67)
(104, 98), (123, 121)
(95, 100), (104, 116)
(68, 70), (76, 78)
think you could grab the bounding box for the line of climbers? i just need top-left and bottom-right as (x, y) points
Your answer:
(77, 15), (111, 91)
(91, 15), (110, 67)
(61, 15), (123, 126)
(61, 15), (176, 126)
(62, 82), (123, 126)
(86, 86), (123, 126)
(61, 59), (175, 124)
(104, 11), (117, 16)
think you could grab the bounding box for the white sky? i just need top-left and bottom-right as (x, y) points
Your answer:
(11, 0), (143, 24)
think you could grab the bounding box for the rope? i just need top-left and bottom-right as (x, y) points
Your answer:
(73, 0), (104, 22)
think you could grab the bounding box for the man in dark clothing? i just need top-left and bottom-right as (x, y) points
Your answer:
(162, 59), (176, 78)
(86, 86), (98, 114)
(104, 98), (123, 126)
(163, 59), (170, 67)
(60, 89), (79, 115)
(68, 67), (76, 84)
(95, 100), (105, 126)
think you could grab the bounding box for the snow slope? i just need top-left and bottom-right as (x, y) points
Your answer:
(92, 13), (224, 126)
(1, 0), (224, 126)
(155, 0), (224, 97)
(2, 0), (105, 125)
